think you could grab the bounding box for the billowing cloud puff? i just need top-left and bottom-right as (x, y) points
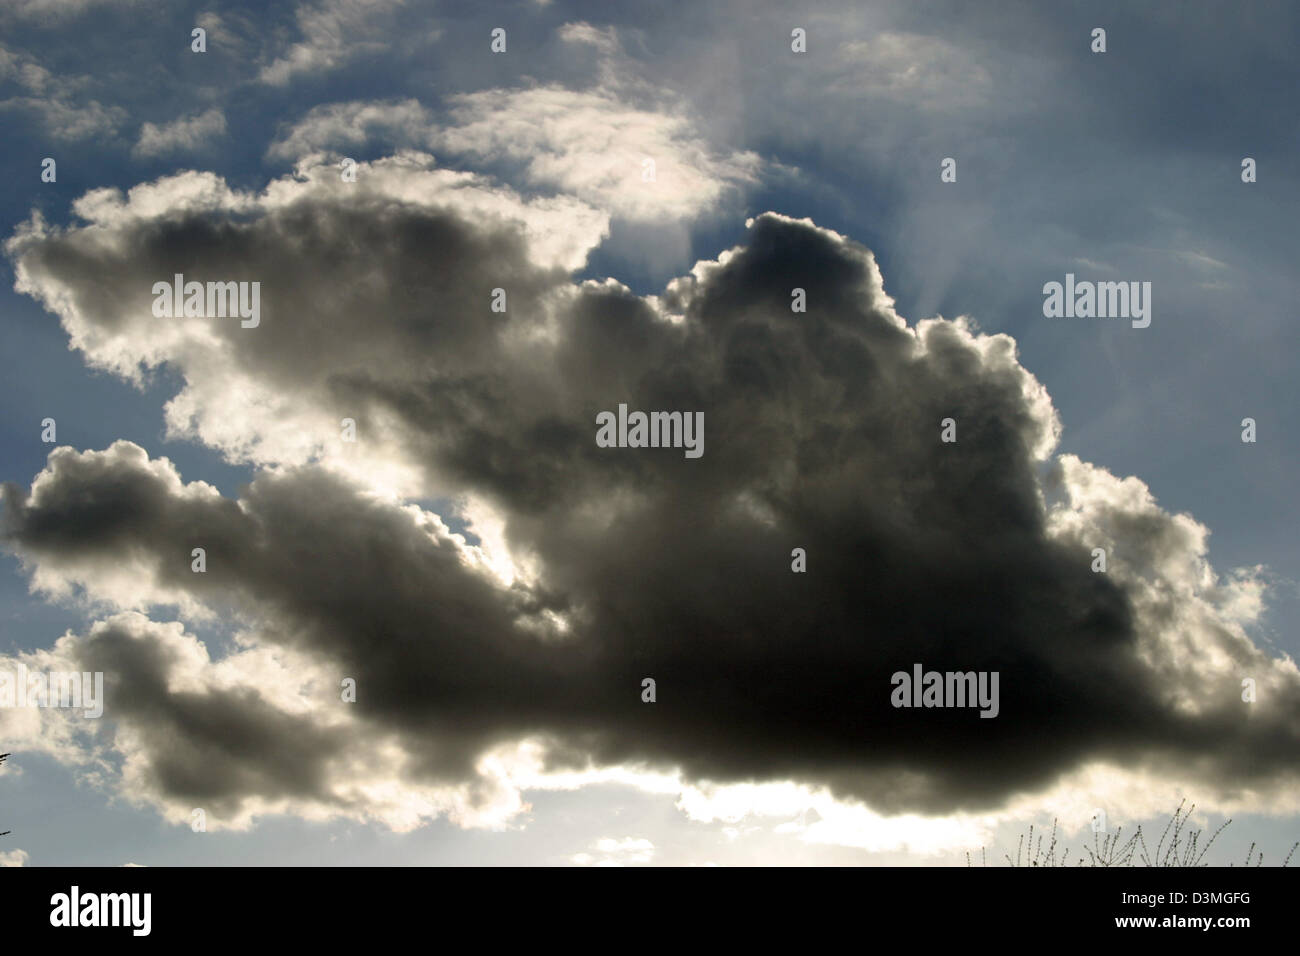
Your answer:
(3, 169), (1298, 836)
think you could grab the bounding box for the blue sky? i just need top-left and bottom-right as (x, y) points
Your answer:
(1, 0), (1297, 866)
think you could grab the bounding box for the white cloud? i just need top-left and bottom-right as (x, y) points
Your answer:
(133, 108), (227, 159)
(0, 42), (125, 140)
(435, 86), (762, 223)
(1046, 454), (1297, 721)
(573, 836), (655, 866)
(269, 89), (762, 226)
(259, 0), (412, 85)
(1, 0), (136, 19)
(0, 848), (30, 867)
(267, 99), (433, 161)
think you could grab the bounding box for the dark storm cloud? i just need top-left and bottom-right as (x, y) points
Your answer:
(74, 614), (341, 812)
(6, 185), (1299, 820)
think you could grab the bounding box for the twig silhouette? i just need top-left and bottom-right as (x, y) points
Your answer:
(971, 801), (1292, 867)
(1, 751), (9, 837)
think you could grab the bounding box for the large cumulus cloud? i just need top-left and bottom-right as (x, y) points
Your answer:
(3, 163), (1298, 831)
